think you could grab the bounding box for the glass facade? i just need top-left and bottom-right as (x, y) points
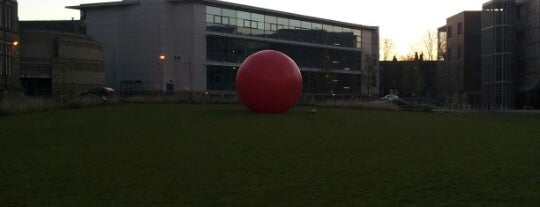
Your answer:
(206, 6), (363, 49)
(206, 65), (363, 96)
(481, 0), (516, 109)
(205, 5), (370, 94)
(206, 36), (362, 71)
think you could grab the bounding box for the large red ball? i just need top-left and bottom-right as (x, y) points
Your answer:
(236, 50), (303, 113)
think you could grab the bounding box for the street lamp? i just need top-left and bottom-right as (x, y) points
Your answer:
(156, 54), (166, 92)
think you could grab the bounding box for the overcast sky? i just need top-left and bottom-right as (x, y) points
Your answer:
(20, 0), (488, 56)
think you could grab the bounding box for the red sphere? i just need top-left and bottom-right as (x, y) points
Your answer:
(236, 50), (303, 113)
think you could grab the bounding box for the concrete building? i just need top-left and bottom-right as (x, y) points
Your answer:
(68, 0), (379, 97)
(19, 23), (104, 97)
(0, 0), (20, 96)
(437, 11), (482, 108)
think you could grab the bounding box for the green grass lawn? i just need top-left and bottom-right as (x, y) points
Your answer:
(1, 104), (539, 206)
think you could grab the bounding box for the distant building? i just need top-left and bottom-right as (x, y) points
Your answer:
(0, 0), (21, 96)
(438, 0), (540, 109)
(19, 21), (104, 97)
(380, 59), (437, 99)
(437, 11), (482, 108)
(19, 20), (85, 34)
(67, 0), (380, 97)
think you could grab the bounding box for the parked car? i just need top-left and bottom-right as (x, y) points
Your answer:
(81, 87), (116, 101)
(376, 94), (406, 106)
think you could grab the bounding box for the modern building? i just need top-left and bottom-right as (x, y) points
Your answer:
(514, 0), (540, 108)
(67, 0), (379, 97)
(438, 0), (540, 109)
(19, 22), (104, 97)
(481, 0), (540, 109)
(481, 0), (517, 109)
(437, 11), (482, 108)
(0, 0), (20, 96)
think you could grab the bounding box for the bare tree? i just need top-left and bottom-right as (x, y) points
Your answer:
(381, 38), (396, 61)
(437, 30), (447, 61)
(422, 30), (438, 61)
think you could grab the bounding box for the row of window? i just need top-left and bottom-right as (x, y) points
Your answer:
(206, 6), (363, 49)
(207, 65), (364, 95)
(206, 36), (363, 71)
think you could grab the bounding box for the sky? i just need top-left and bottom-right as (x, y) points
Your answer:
(19, 0), (488, 57)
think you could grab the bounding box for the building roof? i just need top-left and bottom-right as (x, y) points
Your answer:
(68, 0), (377, 30)
(66, 0), (139, 10)
(20, 20), (83, 33)
(179, 0), (377, 30)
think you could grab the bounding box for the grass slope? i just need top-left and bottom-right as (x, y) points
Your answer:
(1, 104), (539, 206)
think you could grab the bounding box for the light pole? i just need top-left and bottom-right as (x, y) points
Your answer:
(158, 54), (166, 93)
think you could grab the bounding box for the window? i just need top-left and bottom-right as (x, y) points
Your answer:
(270, 24), (278, 31)
(213, 16), (222, 24)
(237, 11), (250, 20)
(222, 17), (230, 25)
(457, 22), (463, 36)
(289, 19), (300, 29)
(447, 48), (452, 61)
(277, 17), (289, 28)
(222, 9), (236, 18)
(301, 21), (312, 30)
(447, 26), (453, 38)
(243, 19), (251, 28)
(206, 6), (221, 15)
(457, 45), (463, 59)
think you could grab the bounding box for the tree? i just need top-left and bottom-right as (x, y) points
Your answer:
(381, 38), (396, 61)
(421, 30), (438, 61)
(362, 53), (377, 100)
(437, 29), (447, 61)
(399, 52), (424, 98)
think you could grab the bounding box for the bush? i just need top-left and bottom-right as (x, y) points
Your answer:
(0, 95), (114, 115)
(0, 96), (62, 115)
(320, 100), (399, 111)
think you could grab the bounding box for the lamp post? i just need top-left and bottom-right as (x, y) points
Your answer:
(158, 54), (166, 93)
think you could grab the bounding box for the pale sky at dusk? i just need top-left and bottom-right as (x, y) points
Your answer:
(20, 0), (488, 57)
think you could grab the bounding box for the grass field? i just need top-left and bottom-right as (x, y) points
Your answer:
(1, 104), (539, 206)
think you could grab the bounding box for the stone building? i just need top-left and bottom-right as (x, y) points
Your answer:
(19, 27), (104, 97)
